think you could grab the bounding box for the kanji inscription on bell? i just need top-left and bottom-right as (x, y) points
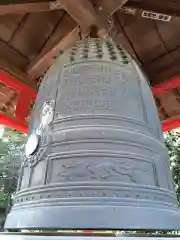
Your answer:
(5, 39), (180, 230)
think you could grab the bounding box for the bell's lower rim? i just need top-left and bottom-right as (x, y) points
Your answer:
(5, 205), (180, 230)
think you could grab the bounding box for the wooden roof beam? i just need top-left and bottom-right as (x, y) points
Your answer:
(58, 0), (129, 36)
(27, 0), (128, 78)
(27, 16), (80, 78)
(0, 0), (128, 18)
(56, 0), (109, 38)
(144, 46), (180, 84)
(94, 0), (129, 15)
(2, 0), (180, 26)
(126, 0), (180, 16)
(149, 62), (180, 85)
(123, 0), (180, 25)
(0, 0), (128, 17)
(0, 58), (37, 89)
(0, 1), (62, 15)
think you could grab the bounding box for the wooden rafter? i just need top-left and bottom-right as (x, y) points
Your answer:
(150, 62), (180, 85)
(126, 0), (180, 16)
(0, 39), (27, 70)
(0, 0), (128, 15)
(57, 0), (107, 37)
(27, 28), (80, 78)
(94, 0), (129, 15)
(27, 0), (129, 78)
(143, 46), (180, 84)
(0, 58), (37, 89)
(122, 0), (180, 25)
(1, 0), (180, 26)
(0, 1), (62, 15)
(118, 7), (180, 25)
(27, 14), (79, 78)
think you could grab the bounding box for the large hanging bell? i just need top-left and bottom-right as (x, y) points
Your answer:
(5, 39), (180, 230)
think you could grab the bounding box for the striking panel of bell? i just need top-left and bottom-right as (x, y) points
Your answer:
(5, 39), (180, 229)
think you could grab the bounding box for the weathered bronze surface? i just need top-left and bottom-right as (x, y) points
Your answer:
(5, 39), (180, 230)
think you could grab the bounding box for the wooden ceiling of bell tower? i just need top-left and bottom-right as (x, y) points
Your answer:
(0, 0), (180, 127)
(0, 0), (180, 83)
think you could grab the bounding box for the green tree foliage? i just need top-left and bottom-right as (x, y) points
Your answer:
(164, 129), (180, 204)
(0, 126), (26, 209)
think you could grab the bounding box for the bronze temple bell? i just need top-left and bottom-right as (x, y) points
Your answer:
(5, 39), (180, 230)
